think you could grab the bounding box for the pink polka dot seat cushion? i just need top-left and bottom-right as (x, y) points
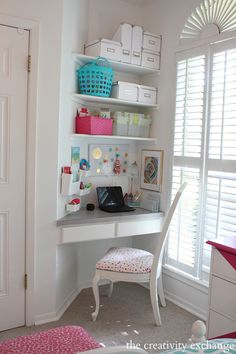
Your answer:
(0, 325), (102, 354)
(96, 247), (154, 273)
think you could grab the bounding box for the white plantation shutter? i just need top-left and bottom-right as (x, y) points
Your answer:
(174, 55), (205, 158)
(209, 48), (236, 159)
(202, 172), (236, 272)
(166, 38), (236, 281)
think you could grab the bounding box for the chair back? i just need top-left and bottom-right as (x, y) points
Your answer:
(151, 183), (188, 280)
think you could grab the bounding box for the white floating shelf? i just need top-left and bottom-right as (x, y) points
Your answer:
(71, 134), (157, 143)
(72, 94), (158, 109)
(73, 53), (160, 76)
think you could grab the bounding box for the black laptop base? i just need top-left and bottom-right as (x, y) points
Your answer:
(99, 205), (135, 213)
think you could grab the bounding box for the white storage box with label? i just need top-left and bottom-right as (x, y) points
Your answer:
(84, 39), (122, 62)
(111, 81), (138, 102)
(112, 23), (132, 64)
(141, 50), (160, 70)
(143, 32), (161, 53)
(138, 85), (157, 104)
(131, 25), (143, 66)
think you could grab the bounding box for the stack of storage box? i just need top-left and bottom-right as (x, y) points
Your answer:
(111, 81), (157, 105)
(84, 23), (161, 70)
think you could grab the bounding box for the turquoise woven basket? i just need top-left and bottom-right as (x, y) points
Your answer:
(77, 57), (113, 97)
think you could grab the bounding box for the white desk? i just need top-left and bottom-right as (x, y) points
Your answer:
(57, 208), (164, 244)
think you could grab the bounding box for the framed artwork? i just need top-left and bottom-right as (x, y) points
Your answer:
(141, 150), (163, 191)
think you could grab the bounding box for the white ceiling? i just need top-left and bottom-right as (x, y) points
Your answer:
(121, 0), (154, 6)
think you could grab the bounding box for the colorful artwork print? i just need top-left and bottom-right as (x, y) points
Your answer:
(144, 156), (158, 185)
(141, 150), (163, 191)
(71, 146), (80, 182)
(89, 144), (129, 176)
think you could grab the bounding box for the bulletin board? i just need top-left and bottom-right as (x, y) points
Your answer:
(89, 144), (129, 176)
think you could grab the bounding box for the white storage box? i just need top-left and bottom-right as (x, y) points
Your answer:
(143, 32), (161, 53)
(113, 23), (132, 64)
(84, 39), (122, 62)
(141, 50), (160, 70)
(138, 85), (157, 104)
(111, 81), (138, 102)
(112, 112), (129, 136)
(61, 173), (80, 196)
(131, 25), (143, 66)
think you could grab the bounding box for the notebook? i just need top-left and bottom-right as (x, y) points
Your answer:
(96, 186), (135, 213)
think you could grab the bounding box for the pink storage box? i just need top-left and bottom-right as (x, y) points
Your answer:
(76, 115), (113, 135)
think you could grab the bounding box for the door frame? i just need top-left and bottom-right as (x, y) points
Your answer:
(0, 14), (39, 326)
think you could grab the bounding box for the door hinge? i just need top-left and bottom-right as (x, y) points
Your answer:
(27, 55), (31, 73)
(24, 274), (28, 290)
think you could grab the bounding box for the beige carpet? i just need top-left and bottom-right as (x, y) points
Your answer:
(0, 283), (198, 353)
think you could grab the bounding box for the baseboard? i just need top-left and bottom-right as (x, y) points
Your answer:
(164, 290), (207, 321)
(34, 279), (110, 325)
(35, 286), (81, 325)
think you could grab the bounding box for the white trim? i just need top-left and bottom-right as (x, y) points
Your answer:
(178, 29), (236, 52)
(0, 14), (39, 326)
(163, 265), (208, 294)
(162, 266), (208, 320)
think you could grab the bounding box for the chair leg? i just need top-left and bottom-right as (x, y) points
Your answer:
(157, 275), (166, 307)
(108, 281), (113, 298)
(91, 272), (100, 322)
(150, 277), (162, 326)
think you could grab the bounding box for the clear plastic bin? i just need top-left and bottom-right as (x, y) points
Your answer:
(128, 113), (141, 137)
(112, 112), (129, 136)
(139, 115), (152, 138)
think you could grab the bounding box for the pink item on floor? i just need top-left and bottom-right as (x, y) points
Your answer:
(0, 325), (102, 354)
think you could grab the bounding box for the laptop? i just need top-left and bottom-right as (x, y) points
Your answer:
(96, 186), (135, 213)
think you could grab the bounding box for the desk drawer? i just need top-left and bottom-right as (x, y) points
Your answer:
(208, 310), (236, 338)
(116, 219), (161, 237)
(61, 223), (115, 243)
(212, 249), (236, 283)
(210, 275), (236, 321)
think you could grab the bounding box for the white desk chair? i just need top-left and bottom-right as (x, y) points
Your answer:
(91, 183), (187, 326)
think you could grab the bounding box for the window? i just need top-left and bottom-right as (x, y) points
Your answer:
(166, 38), (236, 281)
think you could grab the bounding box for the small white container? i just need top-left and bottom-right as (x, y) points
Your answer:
(66, 203), (81, 213)
(112, 112), (129, 136)
(84, 39), (122, 62)
(61, 173), (80, 196)
(141, 50), (160, 70)
(143, 32), (161, 53)
(77, 187), (92, 196)
(111, 81), (138, 102)
(113, 23), (132, 64)
(138, 85), (157, 104)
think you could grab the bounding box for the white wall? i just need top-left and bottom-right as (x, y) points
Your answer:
(56, 0), (89, 315)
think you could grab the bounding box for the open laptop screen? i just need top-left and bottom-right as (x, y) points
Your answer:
(96, 186), (124, 208)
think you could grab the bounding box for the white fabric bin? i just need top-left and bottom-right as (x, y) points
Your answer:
(112, 112), (129, 136)
(141, 50), (160, 70)
(138, 85), (157, 104)
(143, 32), (161, 53)
(112, 23), (132, 64)
(111, 81), (138, 102)
(84, 39), (122, 62)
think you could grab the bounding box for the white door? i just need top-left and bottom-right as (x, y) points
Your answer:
(0, 25), (29, 331)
